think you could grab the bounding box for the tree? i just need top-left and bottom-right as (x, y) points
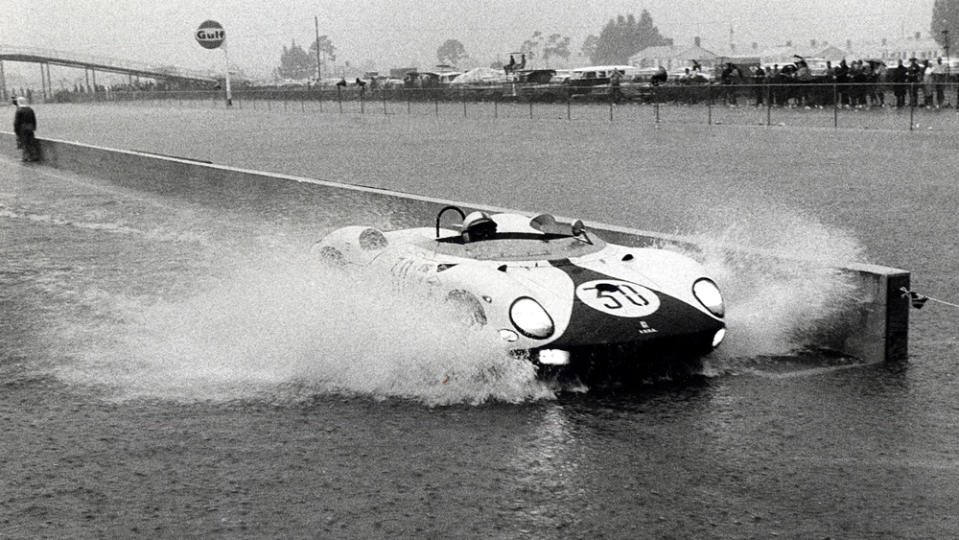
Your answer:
(437, 39), (467, 66)
(590, 10), (672, 65)
(542, 33), (572, 66)
(932, 0), (959, 53)
(581, 34), (599, 60)
(306, 35), (337, 80)
(519, 31), (544, 62)
(310, 36), (337, 63)
(275, 40), (314, 80)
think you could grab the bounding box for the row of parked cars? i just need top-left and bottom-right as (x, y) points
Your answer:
(417, 65), (715, 102)
(302, 65), (714, 103)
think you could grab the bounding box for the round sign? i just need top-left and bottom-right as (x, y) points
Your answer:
(195, 20), (225, 49)
(575, 280), (660, 318)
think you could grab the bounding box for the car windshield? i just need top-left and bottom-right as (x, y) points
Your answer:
(431, 232), (607, 261)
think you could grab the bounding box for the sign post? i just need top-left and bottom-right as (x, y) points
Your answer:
(195, 20), (231, 107)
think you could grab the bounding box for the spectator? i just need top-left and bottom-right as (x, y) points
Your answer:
(753, 65), (765, 106)
(650, 66), (667, 86)
(890, 59), (907, 108)
(720, 63), (742, 105)
(922, 60), (935, 108)
(835, 59), (849, 107)
(933, 57), (949, 108)
(906, 58), (922, 106)
(609, 69), (623, 102)
(13, 96), (39, 162)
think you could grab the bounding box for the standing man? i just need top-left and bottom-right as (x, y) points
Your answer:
(891, 60), (907, 108)
(13, 96), (39, 162)
(752, 65), (766, 107)
(933, 57), (949, 108)
(906, 58), (923, 107)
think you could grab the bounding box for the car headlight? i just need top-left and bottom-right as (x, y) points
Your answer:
(510, 297), (555, 339)
(693, 278), (725, 318)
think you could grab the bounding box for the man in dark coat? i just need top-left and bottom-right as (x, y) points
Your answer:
(13, 97), (39, 161)
(906, 58), (923, 106)
(890, 60), (907, 108)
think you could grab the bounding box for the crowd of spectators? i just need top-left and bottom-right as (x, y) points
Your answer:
(717, 56), (954, 109)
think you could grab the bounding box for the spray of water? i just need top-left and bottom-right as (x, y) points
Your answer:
(54, 255), (554, 406)
(684, 201), (866, 367)
(44, 193), (867, 398)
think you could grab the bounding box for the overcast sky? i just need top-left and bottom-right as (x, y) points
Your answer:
(2, 0), (937, 79)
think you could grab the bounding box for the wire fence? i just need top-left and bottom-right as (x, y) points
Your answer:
(45, 82), (959, 132)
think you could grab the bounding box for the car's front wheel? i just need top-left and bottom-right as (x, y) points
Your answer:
(445, 290), (487, 328)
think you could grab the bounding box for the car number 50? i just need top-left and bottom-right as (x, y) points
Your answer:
(575, 280), (661, 318)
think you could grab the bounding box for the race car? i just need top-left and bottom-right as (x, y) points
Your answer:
(312, 206), (726, 378)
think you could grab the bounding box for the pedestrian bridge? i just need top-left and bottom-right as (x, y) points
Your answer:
(0, 44), (218, 100)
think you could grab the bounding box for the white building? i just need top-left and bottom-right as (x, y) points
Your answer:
(628, 43), (719, 70)
(851, 32), (946, 63)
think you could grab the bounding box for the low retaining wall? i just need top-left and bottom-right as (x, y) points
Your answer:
(0, 132), (911, 363)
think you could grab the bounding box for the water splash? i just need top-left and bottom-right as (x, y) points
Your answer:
(53, 255), (553, 406)
(685, 202), (865, 363)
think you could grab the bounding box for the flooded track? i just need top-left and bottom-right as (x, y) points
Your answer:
(2, 105), (959, 538)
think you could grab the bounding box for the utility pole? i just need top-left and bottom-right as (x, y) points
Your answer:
(944, 29), (950, 68)
(314, 16), (322, 82)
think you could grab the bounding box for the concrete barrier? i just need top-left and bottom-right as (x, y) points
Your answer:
(0, 132), (911, 363)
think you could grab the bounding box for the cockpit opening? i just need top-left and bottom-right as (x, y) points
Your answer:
(461, 211), (498, 243)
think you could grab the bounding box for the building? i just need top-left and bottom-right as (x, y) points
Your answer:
(851, 32), (946, 63)
(759, 41), (850, 66)
(628, 41), (719, 70)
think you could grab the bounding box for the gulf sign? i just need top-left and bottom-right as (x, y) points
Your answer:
(195, 20), (225, 49)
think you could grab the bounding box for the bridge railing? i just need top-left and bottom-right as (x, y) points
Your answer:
(0, 44), (217, 81)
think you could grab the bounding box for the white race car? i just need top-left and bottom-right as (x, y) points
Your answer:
(313, 207), (726, 377)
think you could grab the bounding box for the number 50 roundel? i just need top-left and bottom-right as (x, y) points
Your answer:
(575, 280), (661, 318)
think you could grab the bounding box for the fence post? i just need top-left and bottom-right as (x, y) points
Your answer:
(337, 86), (343, 113)
(283, 92), (288, 111)
(833, 82), (838, 129)
(707, 83), (713, 125)
(653, 87), (660, 124)
(434, 95), (439, 117)
(910, 84), (915, 131)
(608, 99), (613, 122)
(567, 95), (571, 121)
(765, 83), (771, 126)
(529, 100), (533, 119)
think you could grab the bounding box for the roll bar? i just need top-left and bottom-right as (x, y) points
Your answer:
(436, 205), (466, 238)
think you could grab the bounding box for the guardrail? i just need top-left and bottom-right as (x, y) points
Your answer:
(0, 131), (915, 364)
